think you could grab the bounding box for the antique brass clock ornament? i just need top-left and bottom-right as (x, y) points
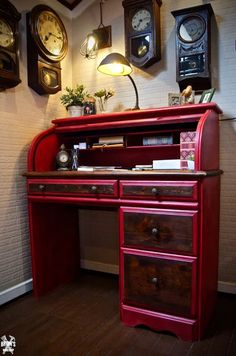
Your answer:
(0, 0), (21, 90)
(172, 4), (214, 91)
(27, 5), (68, 95)
(56, 144), (71, 171)
(122, 0), (162, 68)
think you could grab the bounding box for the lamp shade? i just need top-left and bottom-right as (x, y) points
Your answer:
(97, 52), (140, 110)
(97, 53), (132, 76)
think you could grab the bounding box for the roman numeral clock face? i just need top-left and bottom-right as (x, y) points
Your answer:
(37, 11), (65, 57)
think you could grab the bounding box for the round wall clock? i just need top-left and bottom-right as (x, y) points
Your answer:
(178, 16), (205, 43)
(0, 0), (21, 90)
(27, 5), (68, 95)
(30, 5), (68, 63)
(122, 0), (162, 68)
(172, 4), (213, 91)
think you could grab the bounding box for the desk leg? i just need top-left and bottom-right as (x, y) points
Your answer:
(28, 202), (80, 297)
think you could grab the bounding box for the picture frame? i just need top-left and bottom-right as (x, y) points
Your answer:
(168, 93), (181, 106)
(199, 88), (215, 103)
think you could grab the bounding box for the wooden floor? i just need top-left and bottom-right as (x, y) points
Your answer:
(0, 270), (236, 356)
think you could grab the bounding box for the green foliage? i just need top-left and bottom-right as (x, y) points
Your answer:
(60, 85), (89, 108)
(94, 89), (115, 100)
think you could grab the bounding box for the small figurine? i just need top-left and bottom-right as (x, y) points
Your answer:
(181, 85), (195, 104)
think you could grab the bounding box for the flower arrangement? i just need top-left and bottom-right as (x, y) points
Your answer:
(94, 88), (115, 112)
(60, 84), (88, 108)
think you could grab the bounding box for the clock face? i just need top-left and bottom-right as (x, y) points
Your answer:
(132, 9), (151, 32)
(179, 16), (205, 43)
(59, 152), (69, 163)
(36, 10), (66, 57)
(0, 18), (14, 48)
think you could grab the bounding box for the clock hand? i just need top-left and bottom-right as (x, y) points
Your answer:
(48, 32), (63, 40)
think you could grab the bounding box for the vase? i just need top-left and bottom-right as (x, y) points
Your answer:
(67, 106), (83, 117)
(98, 98), (108, 113)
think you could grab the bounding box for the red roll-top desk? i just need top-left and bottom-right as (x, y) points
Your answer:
(24, 103), (222, 341)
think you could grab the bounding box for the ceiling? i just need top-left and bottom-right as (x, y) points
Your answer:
(56, 0), (83, 10)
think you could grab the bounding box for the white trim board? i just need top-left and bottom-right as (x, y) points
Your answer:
(0, 279), (33, 306)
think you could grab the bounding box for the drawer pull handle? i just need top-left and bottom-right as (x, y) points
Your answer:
(151, 187), (158, 195)
(39, 184), (45, 191)
(151, 277), (158, 285)
(151, 227), (159, 236)
(91, 185), (98, 193)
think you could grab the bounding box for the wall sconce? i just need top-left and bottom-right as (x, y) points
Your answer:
(80, 0), (112, 59)
(97, 52), (140, 110)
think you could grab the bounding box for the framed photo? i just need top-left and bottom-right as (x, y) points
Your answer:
(199, 88), (215, 103)
(168, 93), (181, 106)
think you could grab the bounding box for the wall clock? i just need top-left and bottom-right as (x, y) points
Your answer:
(26, 5), (68, 95)
(122, 0), (162, 68)
(171, 4), (213, 91)
(0, 0), (21, 90)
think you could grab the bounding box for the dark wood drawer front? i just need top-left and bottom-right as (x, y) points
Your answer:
(28, 180), (118, 197)
(120, 181), (198, 201)
(121, 208), (197, 254)
(123, 253), (196, 317)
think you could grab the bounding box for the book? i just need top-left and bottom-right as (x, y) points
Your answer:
(98, 136), (124, 144)
(180, 131), (196, 169)
(153, 159), (194, 170)
(92, 142), (124, 149)
(143, 135), (173, 146)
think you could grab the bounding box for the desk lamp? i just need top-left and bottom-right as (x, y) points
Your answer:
(97, 52), (140, 110)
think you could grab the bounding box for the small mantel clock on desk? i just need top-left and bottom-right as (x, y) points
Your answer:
(24, 103), (222, 342)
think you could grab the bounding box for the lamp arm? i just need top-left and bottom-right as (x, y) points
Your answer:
(127, 74), (140, 110)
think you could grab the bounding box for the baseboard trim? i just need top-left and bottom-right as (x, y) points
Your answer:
(218, 281), (236, 294)
(80, 259), (119, 275)
(0, 279), (33, 306)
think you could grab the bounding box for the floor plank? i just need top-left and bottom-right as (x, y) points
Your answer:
(0, 270), (236, 356)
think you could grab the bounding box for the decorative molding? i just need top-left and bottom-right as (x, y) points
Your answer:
(0, 279), (33, 306)
(57, 0), (83, 10)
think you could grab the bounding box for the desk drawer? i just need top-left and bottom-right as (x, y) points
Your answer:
(120, 207), (198, 254)
(28, 179), (118, 198)
(120, 180), (198, 201)
(121, 251), (197, 317)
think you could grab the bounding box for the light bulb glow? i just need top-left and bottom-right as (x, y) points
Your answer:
(87, 35), (96, 51)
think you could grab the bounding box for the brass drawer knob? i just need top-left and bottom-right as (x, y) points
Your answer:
(151, 227), (159, 236)
(39, 184), (45, 191)
(151, 187), (158, 195)
(91, 185), (98, 193)
(151, 277), (158, 285)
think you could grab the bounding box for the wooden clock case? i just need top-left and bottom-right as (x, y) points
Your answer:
(122, 0), (162, 68)
(26, 5), (68, 95)
(0, 0), (21, 90)
(171, 4), (213, 91)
